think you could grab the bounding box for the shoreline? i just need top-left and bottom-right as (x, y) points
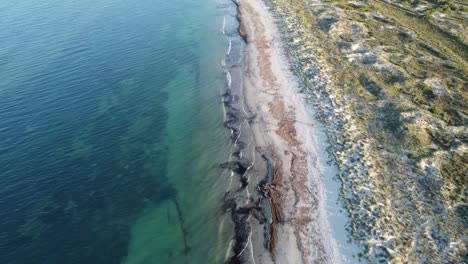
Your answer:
(234, 0), (360, 263)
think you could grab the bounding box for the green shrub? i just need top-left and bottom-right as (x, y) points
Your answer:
(432, 107), (443, 115)
(336, 3), (372, 12)
(356, 6), (373, 12)
(336, 3), (354, 10)
(420, 84), (431, 92)
(424, 9), (436, 19)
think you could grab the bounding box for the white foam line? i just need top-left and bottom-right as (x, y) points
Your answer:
(234, 120), (246, 145)
(236, 235), (250, 257)
(224, 239), (234, 261)
(222, 16), (226, 35)
(238, 41), (249, 117)
(226, 71), (232, 87)
(245, 183), (251, 197)
(221, 92), (227, 121)
(227, 38), (232, 55)
(235, 215), (256, 264)
(236, 215), (252, 258)
(236, 39), (256, 198)
(248, 221), (256, 264)
(243, 139), (255, 198)
(227, 120), (245, 189)
(228, 170), (234, 188)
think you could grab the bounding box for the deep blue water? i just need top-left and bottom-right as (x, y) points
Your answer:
(0, 0), (237, 263)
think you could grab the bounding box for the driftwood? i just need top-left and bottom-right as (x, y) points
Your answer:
(263, 154), (284, 259)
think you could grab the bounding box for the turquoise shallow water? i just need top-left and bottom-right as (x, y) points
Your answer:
(0, 0), (242, 263)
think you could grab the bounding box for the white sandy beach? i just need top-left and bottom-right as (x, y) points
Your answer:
(235, 0), (362, 263)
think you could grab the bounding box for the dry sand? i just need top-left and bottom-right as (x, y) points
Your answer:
(235, 0), (361, 263)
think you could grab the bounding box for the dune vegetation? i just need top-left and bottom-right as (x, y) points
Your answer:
(263, 0), (467, 262)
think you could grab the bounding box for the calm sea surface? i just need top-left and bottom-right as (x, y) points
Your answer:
(0, 0), (241, 262)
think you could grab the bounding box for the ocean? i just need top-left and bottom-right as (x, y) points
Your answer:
(0, 0), (244, 263)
